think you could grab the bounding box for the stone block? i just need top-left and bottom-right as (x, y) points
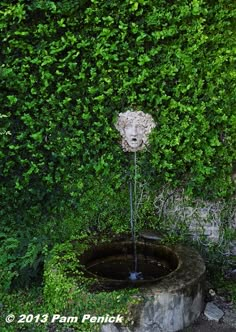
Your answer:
(204, 302), (224, 321)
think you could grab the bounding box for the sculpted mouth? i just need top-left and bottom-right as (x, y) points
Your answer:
(132, 138), (137, 142)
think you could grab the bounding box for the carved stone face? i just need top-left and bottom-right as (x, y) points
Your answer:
(124, 120), (145, 149)
(115, 109), (156, 152)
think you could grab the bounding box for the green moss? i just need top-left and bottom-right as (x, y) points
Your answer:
(43, 235), (141, 331)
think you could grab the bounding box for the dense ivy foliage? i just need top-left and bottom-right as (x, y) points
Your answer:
(0, 0), (235, 288)
(43, 237), (139, 332)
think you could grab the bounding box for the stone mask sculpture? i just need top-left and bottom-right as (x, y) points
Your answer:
(115, 109), (156, 152)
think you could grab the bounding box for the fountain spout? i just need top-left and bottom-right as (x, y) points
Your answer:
(115, 108), (156, 279)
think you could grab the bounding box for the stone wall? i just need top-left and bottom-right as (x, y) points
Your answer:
(153, 188), (236, 254)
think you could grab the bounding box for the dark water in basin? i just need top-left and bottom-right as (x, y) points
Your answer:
(86, 254), (173, 281)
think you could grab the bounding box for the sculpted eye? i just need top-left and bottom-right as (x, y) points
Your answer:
(136, 124), (145, 131)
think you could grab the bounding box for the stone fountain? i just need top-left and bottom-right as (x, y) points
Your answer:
(81, 108), (206, 331)
(115, 109), (156, 281)
(45, 108), (206, 332)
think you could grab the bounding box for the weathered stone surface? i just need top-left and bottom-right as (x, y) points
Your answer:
(153, 189), (236, 245)
(134, 284), (204, 332)
(223, 310), (236, 329)
(100, 324), (130, 332)
(204, 302), (224, 321)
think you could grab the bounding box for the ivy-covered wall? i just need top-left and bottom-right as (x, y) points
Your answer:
(1, 0), (235, 221)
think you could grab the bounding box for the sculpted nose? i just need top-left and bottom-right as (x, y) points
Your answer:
(132, 125), (138, 135)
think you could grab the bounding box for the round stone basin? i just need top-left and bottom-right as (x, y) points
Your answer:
(79, 241), (179, 288)
(79, 240), (206, 332)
